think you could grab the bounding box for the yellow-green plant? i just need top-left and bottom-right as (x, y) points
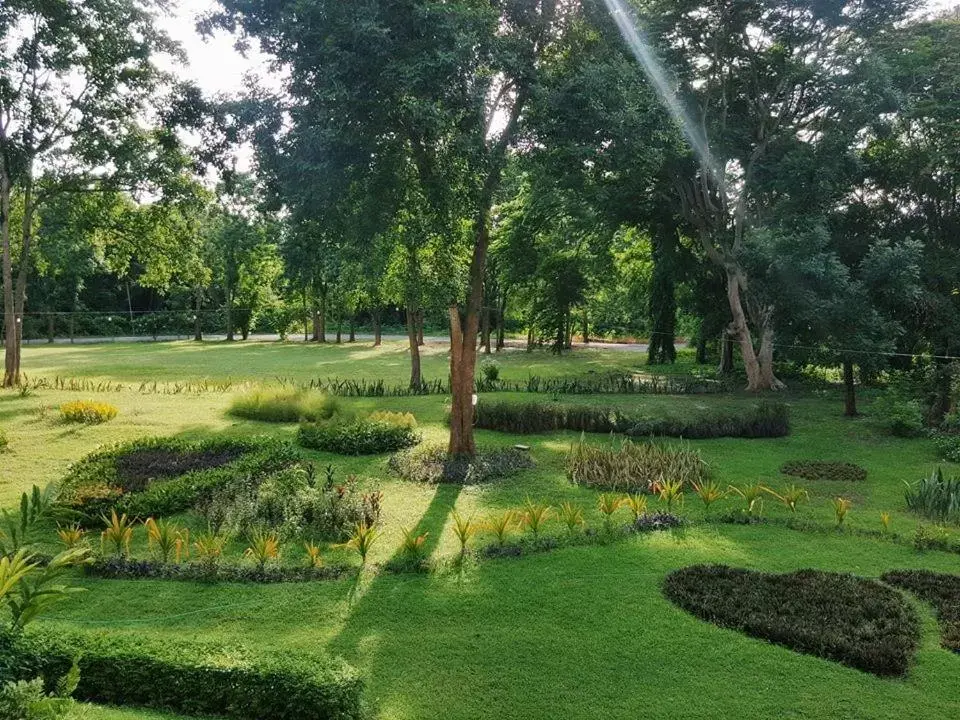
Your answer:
(521, 500), (552, 538)
(144, 518), (181, 563)
(623, 494), (648, 521)
(693, 480), (725, 511)
(768, 484), (809, 513)
(658, 480), (685, 512)
(557, 502), (585, 536)
(729, 483), (768, 517)
(340, 522), (379, 565)
(59, 400), (118, 424)
(244, 530), (281, 569)
(597, 493), (625, 532)
(100, 510), (134, 558)
(880, 511), (891, 534)
(1, 547), (89, 630)
(56, 524), (86, 550)
(193, 529), (228, 566)
(484, 511), (516, 546)
(399, 526), (429, 559)
(304, 541), (325, 569)
(451, 511), (478, 557)
(833, 497), (852, 526)
(174, 528), (191, 564)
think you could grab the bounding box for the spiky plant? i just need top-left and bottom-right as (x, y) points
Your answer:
(244, 529), (281, 569)
(880, 512), (891, 534)
(56, 524), (86, 550)
(833, 497), (852, 526)
(340, 522), (380, 566)
(174, 528), (191, 564)
(767, 484), (809, 513)
(144, 518), (181, 563)
(484, 511), (516, 547)
(597, 493), (625, 532)
(193, 529), (228, 567)
(557, 502), (585, 536)
(521, 500), (552, 539)
(399, 526), (429, 560)
(658, 480), (685, 513)
(303, 541), (324, 569)
(693, 480), (725, 512)
(729, 483), (769, 517)
(100, 510), (134, 558)
(451, 512), (478, 558)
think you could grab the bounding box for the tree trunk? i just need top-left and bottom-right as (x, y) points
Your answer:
(194, 288), (203, 341)
(225, 286), (234, 341)
(726, 270), (782, 391)
(647, 221), (678, 365)
(843, 357), (858, 417)
(335, 312), (342, 344)
(406, 305), (422, 389)
(481, 306), (492, 354)
(416, 309), (424, 346)
(496, 298), (506, 352)
(755, 320), (785, 391)
(372, 308), (382, 347)
(581, 310), (589, 345)
(1, 167), (14, 387)
(348, 315), (355, 343)
(718, 329), (734, 374)
(47, 314), (55, 344)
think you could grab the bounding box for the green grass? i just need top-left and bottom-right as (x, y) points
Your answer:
(2, 340), (960, 719)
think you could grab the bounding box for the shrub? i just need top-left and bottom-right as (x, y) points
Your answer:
(566, 436), (708, 493)
(473, 399), (789, 439)
(780, 460), (867, 482)
(904, 467), (960, 524)
(298, 416), (420, 455)
(84, 557), (350, 584)
(479, 359), (501, 384)
(882, 570), (960, 652)
(228, 388), (339, 423)
(632, 511), (683, 532)
(58, 401), (117, 425)
(58, 437), (299, 522)
(388, 443), (534, 484)
(663, 565), (920, 676)
(873, 393), (924, 437)
(0, 627), (363, 720)
(933, 433), (960, 463)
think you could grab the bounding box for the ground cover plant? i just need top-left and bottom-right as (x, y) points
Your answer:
(882, 570), (960, 652)
(903, 467), (960, 525)
(566, 436), (708, 492)
(780, 460), (867, 482)
(388, 442), (535, 484)
(58, 401), (118, 425)
(473, 399), (789, 439)
(298, 411), (421, 455)
(662, 565), (921, 676)
(227, 388), (339, 423)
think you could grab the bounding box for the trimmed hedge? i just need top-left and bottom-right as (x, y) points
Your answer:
(59, 436), (300, 521)
(299, 417), (420, 455)
(0, 627), (363, 720)
(87, 557), (353, 584)
(780, 460), (867, 482)
(883, 570), (960, 652)
(473, 400), (789, 439)
(663, 565), (920, 676)
(388, 443), (535, 484)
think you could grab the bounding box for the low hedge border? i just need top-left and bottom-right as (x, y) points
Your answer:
(0, 627), (363, 720)
(298, 419), (421, 455)
(663, 565), (920, 676)
(59, 436), (301, 522)
(472, 399), (790, 439)
(882, 570), (960, 652)
(780, 460), (867, 482)
(86, 557), (353, 584)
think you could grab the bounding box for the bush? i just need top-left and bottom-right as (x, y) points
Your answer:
(632, 511), (684, 532)
(86, 557), (352, 584)
(58, 436), (300, 521)
(298, 415), (420, 455)
(389, 443), (535, 484)
(58, 401), (117, 425)
(479, 359), (501, 384)
(566, 436), (708, 493)
(663, 565), (920, 676)
(904, 467), (960, 525)
(0, 627), (363, 720)
(882, 570), (960, 652)
(228, 388), (339, 423)
(472, 399), (789, 439)
(933, 433), (960, 463)
(780, 460), (867, 482)
(873, 393), (924, 437)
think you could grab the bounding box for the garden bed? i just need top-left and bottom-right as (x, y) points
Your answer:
(883, 569), (960, 652)
(780, 460), (867, 482)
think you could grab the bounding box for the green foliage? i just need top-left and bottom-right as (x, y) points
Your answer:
(1, 549), (89, 631)
(1, 486), (60, 556)
(0, 673), (76, 720)
(566, 436), (708, 493)
(244, 530), (282, 569)
(904, 467), (960, 524)
(478, 360), (501, 384)
(932, 433), (960, 463)
(474, 400), (789, 439)
(832, 497), (853, 526)
(664, 565), (920, 676)
(872, 393), (924, 437)
(340, 523), (379, 566)
(520, 500), (551, 539)
(597, 493), (625, 532)
(450, 512), (478, 557)
(484, 511), (517, 546)
(658, 480), (685, 513)
(780, 460), (867, 482)
(57, 401), (118, 425)
(767, 485), (809, 513)
(0, 627), (363, 719)
(99, 511), (134, 558)
(882, 570), (960, 653)
(388, 443), (534, 484)
(298, 414), (421, 455)
(143, 518), (183, 563)
(228, 389), (339, 423)
(692, 480), (725, 511)
(557, 502), (585, 536)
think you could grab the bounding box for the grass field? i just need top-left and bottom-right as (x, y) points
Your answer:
(2, 339), (959, 719)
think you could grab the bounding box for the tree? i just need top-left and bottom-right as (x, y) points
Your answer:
(0, 0), (184, 386)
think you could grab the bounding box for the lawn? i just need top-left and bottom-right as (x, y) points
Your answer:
(2, 339), (959, 720)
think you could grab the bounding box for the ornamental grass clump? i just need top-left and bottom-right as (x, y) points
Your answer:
(485, 511), (517, 546)
(904, 467), (960, 524)
(557, 502), (585, 536)
(520, 500), (551, 539)
(100, 510), (134, 558)
(566, 436), (708, 493)
(597, 493), (625, 533)
(228, 388), (339, 423)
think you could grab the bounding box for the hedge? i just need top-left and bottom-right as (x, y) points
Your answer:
(59, 436), (301, 521)
(780, 460), (867, 482)
(0, 627), (363, 720)
(473, 400), (789, 439)
(883, 569), (960, 652)
(663, 565), (920, 676)
(298, 418), (420, 455)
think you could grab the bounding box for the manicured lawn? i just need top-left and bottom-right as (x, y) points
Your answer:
(2, 340), (959, 719)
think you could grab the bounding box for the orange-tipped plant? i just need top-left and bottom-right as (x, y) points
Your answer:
(520, 500), (552, 539)
(56, 524), (86, 550)
(100, 510), (134, 558)
(557, 502), (585, 536)
(484, 511), (516, 547)
(597, 493), (625, 532)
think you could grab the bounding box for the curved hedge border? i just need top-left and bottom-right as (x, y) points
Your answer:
(663, 565), (920, 676)
(781, 460), (867, 482)
(883, 570), (960, 652)
(59, 436), (301, 522)
(473, 400), (789, 439)
(0, 627), (362, 720)
(86, 557), (353, 584)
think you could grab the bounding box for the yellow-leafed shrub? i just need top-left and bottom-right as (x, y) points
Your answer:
(59, 400), (118, 424)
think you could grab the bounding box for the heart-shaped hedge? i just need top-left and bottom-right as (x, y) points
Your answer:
(663, 565), (920, 676)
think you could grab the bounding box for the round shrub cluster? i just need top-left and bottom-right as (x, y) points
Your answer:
(780, 460), (867, 482)
(298, 411), (420, 455)
(933, 433), (960, 464)
(663, 565), (920, 677)
(388, 443), (535, 484)
(58, 400), (118, 425)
